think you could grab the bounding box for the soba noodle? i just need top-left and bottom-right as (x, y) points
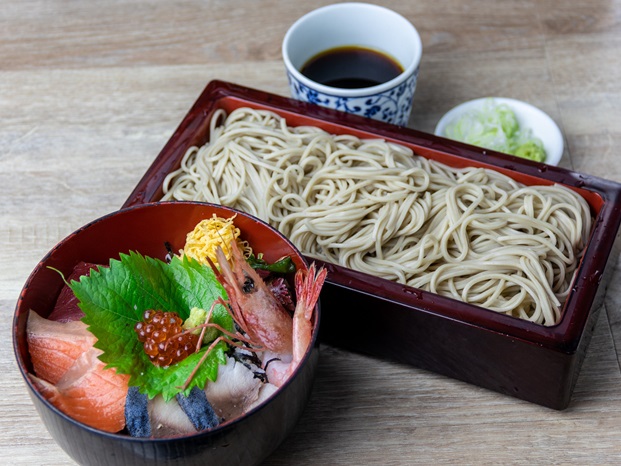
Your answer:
(162, 107), (592, 326)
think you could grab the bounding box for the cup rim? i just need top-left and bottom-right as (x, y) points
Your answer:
(282, 2), (422, 98)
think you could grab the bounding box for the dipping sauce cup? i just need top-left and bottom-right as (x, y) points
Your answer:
(282, 2), (422, 126)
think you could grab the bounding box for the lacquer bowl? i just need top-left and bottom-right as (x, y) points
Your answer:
(13, 201), (319, 466)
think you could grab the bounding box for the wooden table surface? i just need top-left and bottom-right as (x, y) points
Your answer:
(2, 1), (621, 464)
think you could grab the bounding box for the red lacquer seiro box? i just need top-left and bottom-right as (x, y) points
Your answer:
(124, 80), (621, 410)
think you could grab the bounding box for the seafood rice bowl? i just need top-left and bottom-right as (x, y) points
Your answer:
(13, 201), (324, 466)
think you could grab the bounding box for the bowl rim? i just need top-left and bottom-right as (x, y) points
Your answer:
(13, 200), (320, 442)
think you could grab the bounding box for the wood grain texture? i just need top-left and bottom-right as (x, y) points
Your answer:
(2, 0), (621, 464)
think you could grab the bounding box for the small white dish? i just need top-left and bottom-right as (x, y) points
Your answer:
(434, 97), (564, 166)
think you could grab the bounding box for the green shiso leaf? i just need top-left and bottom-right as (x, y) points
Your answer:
(69, 252), (233, 401)
(247, 254), (296, 274)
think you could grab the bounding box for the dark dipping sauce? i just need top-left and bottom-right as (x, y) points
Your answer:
(300, 46), (404, 89)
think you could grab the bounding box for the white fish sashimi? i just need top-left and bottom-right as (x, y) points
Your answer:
(247, 383), (278, 412)
(205, 356), (277, 421)
(147, 355), (277, 436)
(148, 395), (197, 438)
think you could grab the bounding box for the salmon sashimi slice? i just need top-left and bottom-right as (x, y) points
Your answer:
(27, 310), (129, 433)
(27, 310), (97, 385)
(29, 346), (130, 433)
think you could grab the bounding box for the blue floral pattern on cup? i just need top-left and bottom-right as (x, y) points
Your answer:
(286, 69), (419, 126)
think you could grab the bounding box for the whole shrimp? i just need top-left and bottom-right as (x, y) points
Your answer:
(212, 240), (326, 387)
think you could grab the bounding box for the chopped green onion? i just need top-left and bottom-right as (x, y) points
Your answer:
(445, 98), (546, 162)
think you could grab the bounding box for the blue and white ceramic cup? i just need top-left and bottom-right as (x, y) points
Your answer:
(282, 3), (422, 126)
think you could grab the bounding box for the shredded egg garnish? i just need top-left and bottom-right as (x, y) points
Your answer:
(183, 214), (251, 266)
